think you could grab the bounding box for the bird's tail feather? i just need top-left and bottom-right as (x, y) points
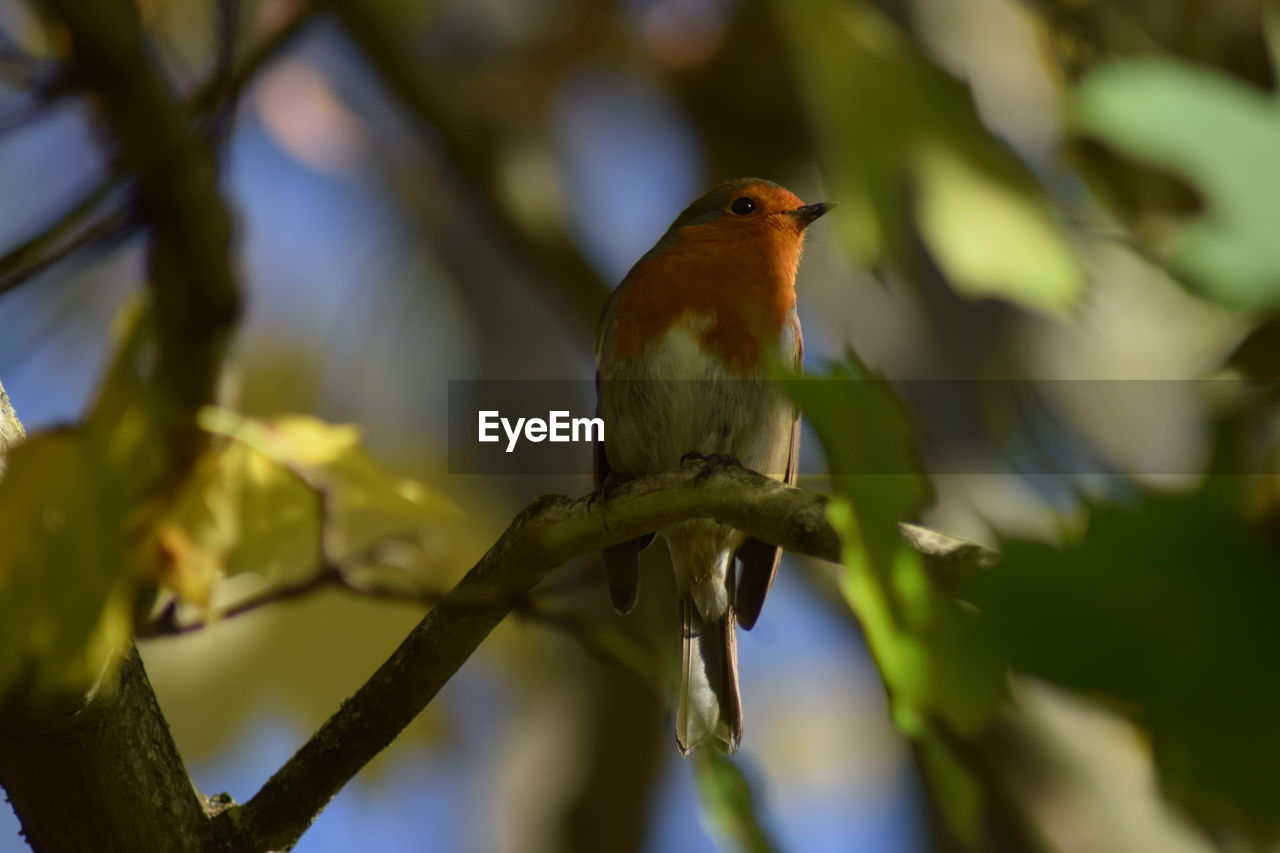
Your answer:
(676, 596), (742, 755)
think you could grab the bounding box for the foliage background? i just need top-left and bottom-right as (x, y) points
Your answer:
(0, 0), (1277, 851)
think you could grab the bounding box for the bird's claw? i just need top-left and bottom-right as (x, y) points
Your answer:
(587, 474), (626, 530)
(681, 452), (741, 482)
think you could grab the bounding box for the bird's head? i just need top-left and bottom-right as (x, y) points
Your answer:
(659, 178), (834, 252)
(605, 178), (832, 373)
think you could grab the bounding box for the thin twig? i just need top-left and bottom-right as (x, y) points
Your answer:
(200, 0), (242, 148)
(0, 179), (124, 297)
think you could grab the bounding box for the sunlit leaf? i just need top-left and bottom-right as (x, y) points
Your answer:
(779, 0), (1081, 316)
(915, 143), (1080, 315)
(165, 427), (317, 588)
(154, 523), (221, 615)
(693, 750), (780, 853)
(0, 311), (161, 697)
(0, 431), (135, 695)
(1076, 58), (1280, 310)
(155, 409), (459, 610)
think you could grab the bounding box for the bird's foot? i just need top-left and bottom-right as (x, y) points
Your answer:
(680, 452), (741, 482)
(587, 473), (628, 529)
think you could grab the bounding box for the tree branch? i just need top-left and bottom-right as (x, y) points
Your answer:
(40, 0), (240, 468)
(0, 0), (249, 848)
(212, 457), (989, 849)
(0, 649), (223, 853)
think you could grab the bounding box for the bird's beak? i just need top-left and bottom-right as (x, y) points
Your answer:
(788, 201), (836, 227)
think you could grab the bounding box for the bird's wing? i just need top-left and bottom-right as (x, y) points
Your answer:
(595, 370), (651, 614)
(735, 315), (803, 630)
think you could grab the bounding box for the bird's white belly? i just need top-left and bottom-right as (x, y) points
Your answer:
(599, 314), (793, 479)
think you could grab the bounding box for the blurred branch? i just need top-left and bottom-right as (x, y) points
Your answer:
(40, 0), (239, 461)
(192, 0), (311, 143)
(139, 565), (380, 638)
(0, 20), (54, 84)
(201, 0), (243, 147)
(0, 0), (252, 846)
(0, 178), (124, 297)
(325, 0), (611, 343)
(212, 457), (990, 849)
(0, 4), (313, 297)
(140, 551), (610, 638)
(0, 67), (71, 134)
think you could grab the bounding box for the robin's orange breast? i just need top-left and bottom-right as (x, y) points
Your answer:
(611, 222), (800, 376)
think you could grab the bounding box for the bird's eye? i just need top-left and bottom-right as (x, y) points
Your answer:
(730, 196), (756, 216)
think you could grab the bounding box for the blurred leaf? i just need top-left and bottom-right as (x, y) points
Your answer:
(782, 360), (1003, 843)
(203, 409), (457, 558)
(915, 143), (1080, 315)
(779, 0), (1081, 316)
(1225, 313), (1280, 379)
(156, 409), (459, 610)
(324, 436), (457, 554)
(197, 408), (355, 466)
(0, 313), (158, 696)
(1076, 58), (1280, 310)
(154, 523), (221, 615)
(970, 479), (1280, 840)
(165, 417), (317, 588)
(693, 750), (780, 853)
(1025, 0), (1274, 89)
(919, 730), (982, 849)
(0, 430), (134, 696)
(778, 358), (928, 566)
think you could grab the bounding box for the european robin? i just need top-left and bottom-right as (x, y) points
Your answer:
(594, 178), (832, 754)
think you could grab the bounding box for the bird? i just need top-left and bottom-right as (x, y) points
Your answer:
(594, 177), (832, 754)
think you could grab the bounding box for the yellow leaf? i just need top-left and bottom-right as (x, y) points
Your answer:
(265, 415), (361, 467)
(0, 431), (134, 695)
(164, 409), (460, 594)
(198, 407), (359, 468)
(154, 523), (221, 614)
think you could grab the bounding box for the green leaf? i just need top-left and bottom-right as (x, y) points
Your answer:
(778, 0), (1081, 316)
(1075, 58), (1280, 310)
(919, 730), (983, 849)
(693, 750), (780, 853)
(971, 479), (1280, 840)
(782, 360), (1004, 843)
(778, 358), (928, 567)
